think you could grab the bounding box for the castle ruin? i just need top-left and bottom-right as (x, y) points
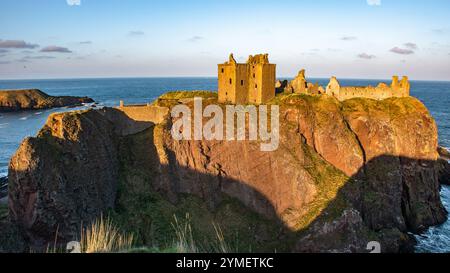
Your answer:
(218, 53), (276, 104)
(282, 69), (324, 95)
(325, 76), (410, 101)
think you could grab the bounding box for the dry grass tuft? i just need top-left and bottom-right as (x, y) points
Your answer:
(81, 216), (134, 253)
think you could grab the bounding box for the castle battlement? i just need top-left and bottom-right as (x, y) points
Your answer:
(218, 53), (276, 104)
(325, 76), (410, 101)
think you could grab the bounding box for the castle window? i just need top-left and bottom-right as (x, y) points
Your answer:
(241, 80), (244, 86)
(229, 78), (232, 85)
(221, 68), (224, 73)
(255, 84), (258, 88)
(253, 73), (255, 78)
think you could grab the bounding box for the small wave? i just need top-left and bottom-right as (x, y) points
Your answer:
(35, 112), (43, 115)
(415, 186), (450, 252)
(19, 117), (29, 120)
(0, 168), (7, 178)
(0, 123), (9, 128)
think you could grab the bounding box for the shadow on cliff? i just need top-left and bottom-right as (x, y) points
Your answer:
(115, 122), (448, 253)
(4, 108), (449, 253)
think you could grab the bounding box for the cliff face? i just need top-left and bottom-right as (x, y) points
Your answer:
(6, 93), (447, 252)
(0, 89), (94, 112)
(280, 96), (445, 232)
(8, 110), (119, 246)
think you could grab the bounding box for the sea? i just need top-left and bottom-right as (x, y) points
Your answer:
(0, 77), (449, 252)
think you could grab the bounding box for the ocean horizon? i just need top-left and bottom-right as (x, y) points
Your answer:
(2, 76), (450, 83)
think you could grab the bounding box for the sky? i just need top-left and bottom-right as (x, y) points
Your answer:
(0, 0), (450, 80)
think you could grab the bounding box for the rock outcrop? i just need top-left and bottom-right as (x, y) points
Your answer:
(0, 89), (94, 112)
(0, 177), (7, 200)
(5, 92), (448, 252)
(437, 147), (450, 185)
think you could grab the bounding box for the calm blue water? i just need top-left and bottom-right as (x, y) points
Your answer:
(0, 77), (449, 252)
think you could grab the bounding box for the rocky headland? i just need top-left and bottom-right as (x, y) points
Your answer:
(1, 91), (448, 253)
(0, 89), (94, 112)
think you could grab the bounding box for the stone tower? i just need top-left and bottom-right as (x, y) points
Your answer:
(218, 53), (276, 104)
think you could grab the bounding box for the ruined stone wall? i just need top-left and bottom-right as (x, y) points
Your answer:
(285, 69), (323, 96)
(103, 105), (169, 135)
(338, 86), (391, 101)
(327, 76), (410, 101)
(291, 70), (307, 94)
(116, 105), (169, 124)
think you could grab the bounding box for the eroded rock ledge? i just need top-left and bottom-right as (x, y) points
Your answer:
(0, 89), (94, 112)
(5, 92), (448, 252)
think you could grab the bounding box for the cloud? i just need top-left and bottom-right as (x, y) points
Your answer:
(0, 40), (39, 49)
(432, 28), (448, 34)
(367, 0), (381, 6)
(0, 61), (11, 65)
(79, 41), (92, 44)
(187, 36), (204, 42)
(67, 0), (81, 6)
(40, 46), (72, 53)
(128, 31), (145, 36)
(390, 47), (414, 55)
(0, 49), (8, 53)
(341, 36), (357, 41)
(357, 53), (376, 59)
(23, 55), (57, 60)
(327, 48), (342, 52)
(404, 42), (418, 50)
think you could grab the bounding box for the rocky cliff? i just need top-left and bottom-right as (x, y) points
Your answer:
(438, 147), (450, 186)
(5, 92), (448, 252)
(0, 89), (94, 112)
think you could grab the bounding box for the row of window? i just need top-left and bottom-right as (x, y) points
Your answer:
(221, 69), (256, 79)
(228, 78), (258, 88)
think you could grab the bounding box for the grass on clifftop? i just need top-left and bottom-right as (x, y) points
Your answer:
(158, 90), (217, 100)
(155, 90), (217, 108)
